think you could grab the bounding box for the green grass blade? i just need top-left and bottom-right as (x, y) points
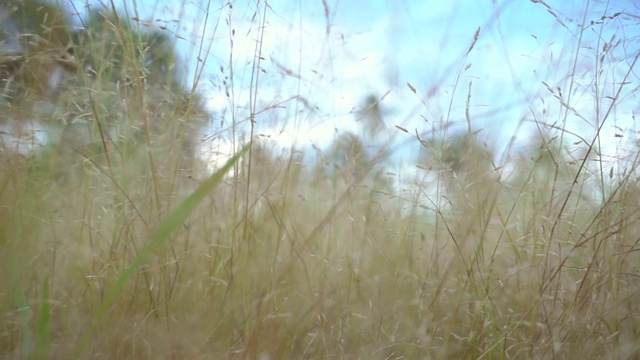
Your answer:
(70, 144), (249, 359)
(33, 277), (50, 360)
(10, 256), (32, 359)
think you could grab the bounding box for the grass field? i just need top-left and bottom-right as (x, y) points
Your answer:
(1, 1), (639, 359)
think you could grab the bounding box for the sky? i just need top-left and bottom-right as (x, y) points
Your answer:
(55, 1), (640, 177)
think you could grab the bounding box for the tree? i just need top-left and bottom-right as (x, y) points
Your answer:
(419, 132), (495, 186)
(0, 1), (207, 176)
(71, 8), (207, 164)
(0, 0), (77, 101)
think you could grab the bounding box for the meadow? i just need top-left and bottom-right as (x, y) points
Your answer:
(1, 1), (639, 359)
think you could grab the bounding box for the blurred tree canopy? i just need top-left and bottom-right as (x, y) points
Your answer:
(0, 0), (207, 173)
(0, 0), (76, 100)
(419, 133), (494, 177)
(319, 93), (392, 190)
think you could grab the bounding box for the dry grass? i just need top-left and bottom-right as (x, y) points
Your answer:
(1, 1), (639, 359)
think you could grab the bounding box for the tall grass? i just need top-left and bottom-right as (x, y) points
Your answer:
(1, 0), (639, 359)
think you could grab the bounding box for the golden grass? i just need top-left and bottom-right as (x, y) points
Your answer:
(1, 1), (639, 359)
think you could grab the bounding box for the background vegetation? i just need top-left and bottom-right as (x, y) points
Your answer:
(1, 0), (639, 359)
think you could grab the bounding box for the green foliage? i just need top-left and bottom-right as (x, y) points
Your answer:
(0, 3), (208, 181)
(2, 0), (72, 47)
(33, 277), (50, 360)
(330, 131), (368, 178)
(420, 132), (493, 174)
(76, 9), (179, 88)
(360, 94), (385, 137)
(0, 0), (76, 100)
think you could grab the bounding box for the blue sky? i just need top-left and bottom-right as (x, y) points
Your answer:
(87, 0), (639, 176)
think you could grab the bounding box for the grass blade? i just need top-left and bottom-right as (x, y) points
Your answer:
(70, 144), (249, 359)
